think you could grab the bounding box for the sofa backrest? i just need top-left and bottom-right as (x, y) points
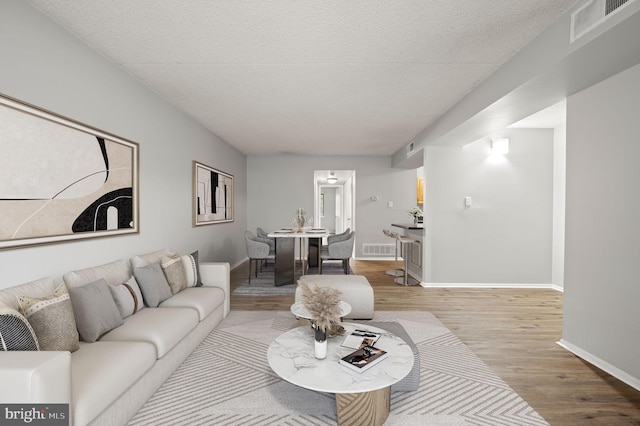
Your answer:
(0, 277), (56, 311)
(63, 259), (131, 288)
(130, 249), (172, 270)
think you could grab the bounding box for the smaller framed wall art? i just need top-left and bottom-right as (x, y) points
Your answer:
(0, 93), (139, 249)
(193, 161), (234, 226)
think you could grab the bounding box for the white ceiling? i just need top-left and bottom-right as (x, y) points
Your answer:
(26, 0), (578, 156)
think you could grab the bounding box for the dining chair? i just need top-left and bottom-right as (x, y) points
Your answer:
(256, 227), (275, 251)
(319, 231), (355, 274)
(256, 227), (276, 267)
(319, 228), (350, 252)
(245, 231), (275, 284)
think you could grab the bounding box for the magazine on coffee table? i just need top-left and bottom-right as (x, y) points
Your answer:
(341, 329), (382, 349)
(339, 345), (388, 373)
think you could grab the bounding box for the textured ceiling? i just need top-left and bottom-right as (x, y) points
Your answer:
(26, 0), (577, 156)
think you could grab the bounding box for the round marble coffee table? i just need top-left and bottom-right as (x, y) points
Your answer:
(267, 322), (414, 426)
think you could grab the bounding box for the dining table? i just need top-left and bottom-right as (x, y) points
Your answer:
(267, 228), (333, 286)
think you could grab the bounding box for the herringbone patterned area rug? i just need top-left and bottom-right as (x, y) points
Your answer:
(128, 311), (548, 426)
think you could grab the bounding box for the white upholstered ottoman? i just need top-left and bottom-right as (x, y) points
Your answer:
(296, 275), (374, 319)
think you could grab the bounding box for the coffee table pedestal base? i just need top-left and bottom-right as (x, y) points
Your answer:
(335, 386), (390, 426)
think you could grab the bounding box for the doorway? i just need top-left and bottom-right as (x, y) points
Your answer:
(313, 170), (355, 235)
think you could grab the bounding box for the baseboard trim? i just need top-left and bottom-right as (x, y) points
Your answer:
(419, 282), (563, 292)
(557, 339), (640, 392)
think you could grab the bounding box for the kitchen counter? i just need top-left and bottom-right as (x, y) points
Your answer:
(391, 223), (423, 230)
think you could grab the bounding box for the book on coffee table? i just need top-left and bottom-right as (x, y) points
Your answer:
(341, 329), (382, 349)
(339, 345), (388, 373)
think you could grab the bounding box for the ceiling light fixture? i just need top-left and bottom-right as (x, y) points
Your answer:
(491, 138), (509, 155)
(327, 171), (338, 184)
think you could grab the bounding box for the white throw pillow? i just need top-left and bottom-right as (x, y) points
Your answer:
(181, 254), (198, 288)
(109, 276), (145, 318)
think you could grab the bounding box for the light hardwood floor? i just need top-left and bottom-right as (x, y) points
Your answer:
(230, 259), (640, 426)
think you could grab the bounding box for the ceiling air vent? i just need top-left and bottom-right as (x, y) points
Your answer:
(571, 0), (634, 43)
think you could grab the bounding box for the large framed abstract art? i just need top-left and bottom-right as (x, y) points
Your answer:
(193, 161), (233, 226)
(0, 94), (139, 249)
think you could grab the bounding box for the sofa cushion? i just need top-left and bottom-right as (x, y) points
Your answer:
(108, 276), (145, 318)
(161, 253), (188, 294)
(134, 263), (173, 308)
(0, 302), (39, 351)
(64, 258), (131, 288)
(0, 277), (56, 311)
(159, 287), (225, 321)
(71, 341), (156, 426)
(17, 284), (80, 352)
(68, 279), (123, 343)
(99, 307), (199, 358)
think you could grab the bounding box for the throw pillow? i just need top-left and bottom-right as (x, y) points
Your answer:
(191, 250), (203, 287)
(161, 253), (188, 294)
(17, 284), (80, 352)
(134, 262), (172, 307)
(68, 278), (123, 343)
(108, 276), (145, 318)
(0, 302), (39, 351)
(181, 254), (198, 288)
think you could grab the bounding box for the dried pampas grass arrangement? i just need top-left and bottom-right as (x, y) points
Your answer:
(298, 281), (343, 332)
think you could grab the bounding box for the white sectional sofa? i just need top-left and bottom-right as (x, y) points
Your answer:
(0, 249), (230, 426)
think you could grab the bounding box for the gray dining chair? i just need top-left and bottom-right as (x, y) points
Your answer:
(319, 231), (355, 274)
(245, 231), (275, 284)
(256, 227), (276, 267)
(319, 228), (350, 252)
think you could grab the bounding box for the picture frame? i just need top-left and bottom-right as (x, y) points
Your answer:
(0, 93), (139, 249)
(193, 161), (234, 226)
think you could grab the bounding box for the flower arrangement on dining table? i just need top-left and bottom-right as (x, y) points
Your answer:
(292, 208), (312, 231)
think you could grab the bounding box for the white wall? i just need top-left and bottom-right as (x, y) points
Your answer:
(562, 63), (640, 388)
(424, 129), (554, 284)
(0, 1), (247, 287)
(247, 155), (416, 258)
(552, 124), (567, 289)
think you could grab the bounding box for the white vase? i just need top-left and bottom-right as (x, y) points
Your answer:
(314, 327), (327, 359)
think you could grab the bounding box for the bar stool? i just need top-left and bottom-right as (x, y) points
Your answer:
(394, 234), (420, 286)
(383, 229), (403, 277)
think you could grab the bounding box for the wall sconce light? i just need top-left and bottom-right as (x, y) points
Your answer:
(491, 138), (509, 155)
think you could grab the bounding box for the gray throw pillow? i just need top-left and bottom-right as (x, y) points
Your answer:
(17, 284), (80, 352)
(68, 278), (123, 343)
(134, 262), (173, 307)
